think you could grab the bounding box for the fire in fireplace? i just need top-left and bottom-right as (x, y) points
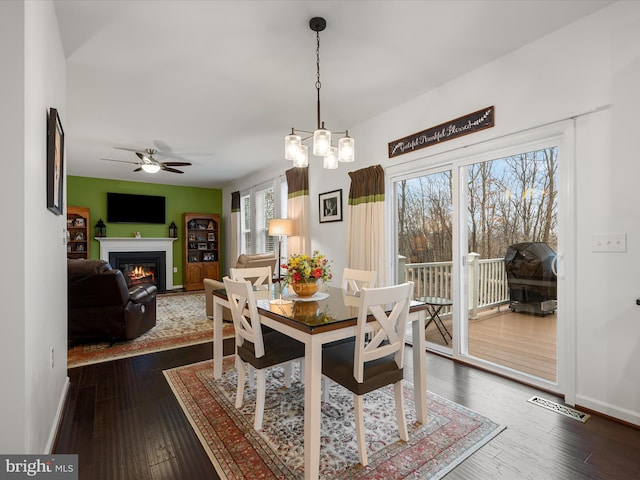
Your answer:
(109, 251), (166, 292)
(122, 263), (156, 287)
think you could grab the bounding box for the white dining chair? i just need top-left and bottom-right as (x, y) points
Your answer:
(223, 276), (305, 431)
(321, 282), (414, 466)
(229, 266), (275, 387)
(342, 268), (377, 295)
(230, 266), (273, 292)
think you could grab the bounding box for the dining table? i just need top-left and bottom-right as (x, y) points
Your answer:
(212, 284), (429, 480)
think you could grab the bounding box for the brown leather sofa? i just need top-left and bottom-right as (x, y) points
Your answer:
(68, 259), (157, 344)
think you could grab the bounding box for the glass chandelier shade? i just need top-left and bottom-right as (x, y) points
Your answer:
(313, 127), (331, 156)
(284, 132), (302, 161)
(323, 146), (338, 169)
(284, 17), (354, 170)
(338, 134), (355, 162)
(293, 144), (309, 168)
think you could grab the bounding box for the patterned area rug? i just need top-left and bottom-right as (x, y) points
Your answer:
(68, 292), (235, 368)
(164, 357), (506, 479)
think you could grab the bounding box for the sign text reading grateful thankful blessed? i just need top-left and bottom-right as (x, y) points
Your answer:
(388, 106), (495, 158)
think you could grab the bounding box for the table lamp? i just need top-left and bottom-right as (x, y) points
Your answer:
(268, 218), (293, 280)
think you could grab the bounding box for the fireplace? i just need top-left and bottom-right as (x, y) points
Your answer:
(109, 251), (166, 292)
(98, 237), (177, 291)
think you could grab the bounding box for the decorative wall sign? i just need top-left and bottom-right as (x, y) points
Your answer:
(388, 106), (494, 158)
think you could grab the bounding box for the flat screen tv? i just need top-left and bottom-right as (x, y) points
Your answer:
(107, 192), (166, 224)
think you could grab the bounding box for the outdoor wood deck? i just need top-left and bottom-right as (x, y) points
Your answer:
(425, 306), (557, 382)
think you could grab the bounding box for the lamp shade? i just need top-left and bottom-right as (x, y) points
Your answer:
(268, 218), (293, 236)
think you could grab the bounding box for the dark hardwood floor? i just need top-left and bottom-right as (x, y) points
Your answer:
(54, 340), (640, 480)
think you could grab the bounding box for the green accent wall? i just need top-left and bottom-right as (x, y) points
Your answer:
(67, 176), (222, 287)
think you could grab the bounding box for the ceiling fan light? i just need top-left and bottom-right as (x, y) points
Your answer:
(284, 133), (302, 161)
(141, 163), (161, 173)
(313, 128), (331, 156)
(323, 147), (338, 169)
(338, 135), (355, 162)
(293, 144), (308, 168)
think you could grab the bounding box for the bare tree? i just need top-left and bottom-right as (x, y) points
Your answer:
(398, 146), (558, 263)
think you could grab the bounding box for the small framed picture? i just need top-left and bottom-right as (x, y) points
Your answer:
(188, 233), (196, 241)
(198, 243), (207, 250)
(203, 253), (216, 262)
(76, 244), (84, 252)
(319, 189), (343, 223)
(207, 232), (216, 241)
(47, 108), (64, 216)
(74, 232), (85, 241)
(74, 217), (85, 227)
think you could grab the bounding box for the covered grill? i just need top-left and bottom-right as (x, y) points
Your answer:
(504, 241), (557, 316)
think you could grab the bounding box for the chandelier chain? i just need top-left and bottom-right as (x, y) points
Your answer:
(316, 29), (322, 129)
(316, 29), (321, 90)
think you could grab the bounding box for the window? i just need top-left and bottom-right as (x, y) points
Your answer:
(240, 176), (287, 257)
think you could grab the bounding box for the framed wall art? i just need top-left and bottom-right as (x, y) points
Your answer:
(319, 189), (342, 223)
(47, 107), (64, 215)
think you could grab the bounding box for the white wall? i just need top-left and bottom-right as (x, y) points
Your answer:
(0, 0), (69, 453)
(223, 1), (640, 425)
(0, 0), (27, 453)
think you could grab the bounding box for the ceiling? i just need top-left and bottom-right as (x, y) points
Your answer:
(54, 0), (613, 189)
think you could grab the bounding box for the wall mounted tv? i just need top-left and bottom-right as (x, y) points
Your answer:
(107, 192), (166, 224)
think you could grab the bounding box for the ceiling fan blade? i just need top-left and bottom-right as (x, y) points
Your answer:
(161, 162), (192, 167)
(161, 166), (184, 174)
(133, 167), (142, 172)
(101, 158), (139, 165)
(114, 146), (146, 153)
(135, 152), (145, 161)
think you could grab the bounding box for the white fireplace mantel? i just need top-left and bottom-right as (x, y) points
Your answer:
(97, 237), (178, 290)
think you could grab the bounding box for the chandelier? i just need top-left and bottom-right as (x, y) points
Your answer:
(284, 17), (355, 170)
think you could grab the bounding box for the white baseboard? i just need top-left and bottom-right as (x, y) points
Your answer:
(576, 394), (640, 427)
(45, 376), (70, 453)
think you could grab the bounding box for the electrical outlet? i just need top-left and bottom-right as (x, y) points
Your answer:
(592, 233), (627, 252)
(50, 346), (54, 369)
(173, 267), (178, 273)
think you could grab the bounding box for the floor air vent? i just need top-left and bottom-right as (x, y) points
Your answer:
(527, 396), (590, 423)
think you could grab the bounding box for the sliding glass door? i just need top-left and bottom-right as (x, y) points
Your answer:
(393, 126), (570, 391)
(461, 146), (558, 383)
(396, 167), (454, 355)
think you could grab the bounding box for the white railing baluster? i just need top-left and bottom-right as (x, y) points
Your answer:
(403, 256), (509, 316)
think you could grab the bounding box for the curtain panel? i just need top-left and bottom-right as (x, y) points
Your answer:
(347, 164), (386, 285)
(285, 167), (310, 256)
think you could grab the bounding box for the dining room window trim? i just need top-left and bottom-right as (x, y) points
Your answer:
(239, 175), (288, 257)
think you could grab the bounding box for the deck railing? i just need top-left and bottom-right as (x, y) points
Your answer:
(399, 254), (510, 318)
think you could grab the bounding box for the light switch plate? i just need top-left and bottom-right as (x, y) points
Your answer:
(592, 233), (626, 252)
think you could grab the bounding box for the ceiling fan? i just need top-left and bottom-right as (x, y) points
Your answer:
(102, 147), (192, 174)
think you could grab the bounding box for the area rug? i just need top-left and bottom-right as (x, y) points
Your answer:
(68, 292), (235, 368)
(164, 357), (506, 479)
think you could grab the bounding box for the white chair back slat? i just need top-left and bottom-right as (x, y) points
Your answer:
(230, 266), (273, 292)
(223, 276), (265, 357)
(342, 268), (376, 296)
(353, 282), (413, 383)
